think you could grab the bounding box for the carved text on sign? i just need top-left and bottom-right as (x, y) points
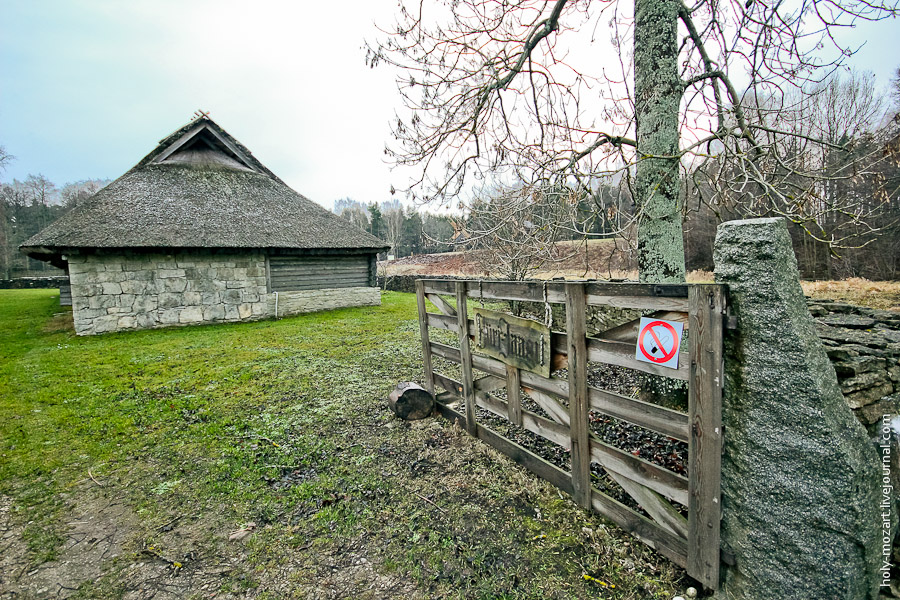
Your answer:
(472, 308), (551, 377)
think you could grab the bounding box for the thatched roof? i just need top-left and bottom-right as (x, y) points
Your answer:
(21, 116), (388, 262)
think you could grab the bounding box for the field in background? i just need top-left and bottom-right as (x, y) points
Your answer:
(382, 248), (900, 311)
(0, 289), (689, 599)
(382, 239), (637, 280)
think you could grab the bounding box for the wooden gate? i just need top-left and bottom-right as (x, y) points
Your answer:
(415, 279), (726, 590)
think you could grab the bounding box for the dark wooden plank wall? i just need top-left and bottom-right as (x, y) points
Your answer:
(59, 283), (72, 306)
(268, 255), (371, 292)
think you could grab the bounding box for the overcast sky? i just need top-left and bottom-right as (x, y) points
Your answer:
(1, 1), (897, 209)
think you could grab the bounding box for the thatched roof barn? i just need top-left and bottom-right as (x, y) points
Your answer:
(21, 115), (389, 335)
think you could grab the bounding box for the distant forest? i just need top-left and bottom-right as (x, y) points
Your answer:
(2, 106), (898, 281)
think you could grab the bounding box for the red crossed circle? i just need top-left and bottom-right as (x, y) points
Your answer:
(638, 320), (679, 363)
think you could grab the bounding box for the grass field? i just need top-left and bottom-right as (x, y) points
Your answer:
(0, 289), (688, 599)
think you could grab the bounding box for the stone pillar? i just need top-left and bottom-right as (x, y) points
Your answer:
(713, 218), (885, 600)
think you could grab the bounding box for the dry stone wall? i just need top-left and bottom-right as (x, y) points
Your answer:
(69, 250), (269, 335)
(809, 299), (900, 429)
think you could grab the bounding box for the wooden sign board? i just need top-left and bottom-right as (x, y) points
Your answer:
(472, 308), (552, 377)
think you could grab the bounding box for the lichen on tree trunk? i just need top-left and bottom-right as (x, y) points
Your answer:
(634, 0), (685, 284)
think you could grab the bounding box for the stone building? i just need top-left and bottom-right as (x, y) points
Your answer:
(20, 116), (388, 335)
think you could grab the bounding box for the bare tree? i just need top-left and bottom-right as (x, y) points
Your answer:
(333, 197), (371, 231)
(381, 199), (406, 256)
(60, 179), (109, 208)
(368, 0), (898, 282)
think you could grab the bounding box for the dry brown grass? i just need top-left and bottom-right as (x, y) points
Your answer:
(801, 278), (900, 311)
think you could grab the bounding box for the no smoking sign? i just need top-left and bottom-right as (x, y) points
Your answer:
(634, 317), (684, 370)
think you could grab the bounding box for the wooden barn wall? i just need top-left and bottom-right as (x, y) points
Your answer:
(267, 254), (372, 292)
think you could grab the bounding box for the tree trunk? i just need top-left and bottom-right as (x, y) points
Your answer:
(634, 0), (685, 284)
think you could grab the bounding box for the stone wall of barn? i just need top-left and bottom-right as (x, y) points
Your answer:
(68, 251), (270, 335)
(67, 250), (381, 335)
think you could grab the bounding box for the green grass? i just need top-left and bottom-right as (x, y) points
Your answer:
(0, 289), (688, 598)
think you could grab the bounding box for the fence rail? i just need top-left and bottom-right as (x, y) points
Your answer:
(415, 278), (726, 590)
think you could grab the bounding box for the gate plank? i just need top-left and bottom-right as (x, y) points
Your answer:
(426, 293), (457, 317)
(456, 282), (477, 435)
(506, 365), (523, 427)
(687, 285), (725, 590)
(566, 283), (591, 510)
(416, 280), (435, 396)
(607, 470), (688, 539)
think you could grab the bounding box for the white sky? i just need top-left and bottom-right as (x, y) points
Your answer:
(0, 0), (897, 209)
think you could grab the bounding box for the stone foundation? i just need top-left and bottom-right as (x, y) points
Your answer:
(268, 287), (381, 316)
(68, 250), (381, 335)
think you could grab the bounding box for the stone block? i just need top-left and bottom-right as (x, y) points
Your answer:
(183, 291), (201, 305)
(841, 370), (891, 395)
(89, 295), (116, 310)
(218, 268), (234, 279)
(92, 315), (119, 334)
(251, 302), (267, 315)
(133, 296), (158, 313)
(201, 292), (220, 305)
(238, 303), (252, 319)
(225, 280), (243, 289)
(117, 316), (136, 329)
(179, 306), (203, 323)
(845, 383), (896, 409)
(136, 313), (157, 329)
(243, 292), (260, 303)
(223, 289), (241, 304)
(117, 294), (136, 309)
(855, 395), (900, 426)
(158, 269), (185, 278)
(120, 280), (146, 295)
(713, 218), (883, 600)
(159, 308), (181, 324)
(890, 365), (900, 383)
(158, 293), (182, 310)
(224, 305), (240, 320)
(76, 308), (105, 320)
(164, 278), (187, 293)
(131, 269), (155, 281)
(203, 304), (226, 321)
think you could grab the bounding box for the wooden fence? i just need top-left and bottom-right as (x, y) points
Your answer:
(415, 278), (726, 590)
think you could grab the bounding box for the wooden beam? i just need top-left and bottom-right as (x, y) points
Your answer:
(527, 387), (570, 427)
(589, 438), (689, 506)
(426, 293), (457, 317)
(687, 285), (725, 590)
(422, 279), (690, 302)
(589, 386), (690, 443)
(416, 280), (435, 396)
(607, 470), (688, 539)
(566, 283), (591, 510)
(597, 311), (689, 343)
(506, 365), (523, 427)
(589, 488), (688, 569)
(456, 282), (477, 435)
(430, 340), (689, 440)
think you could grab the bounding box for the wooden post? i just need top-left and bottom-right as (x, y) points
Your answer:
(687, 284), (724, 590)
(456, 282), (477, 435)
(565, 282), (591, 509)
(506, 365), (523, 427)
(415, 280), (435, 397)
